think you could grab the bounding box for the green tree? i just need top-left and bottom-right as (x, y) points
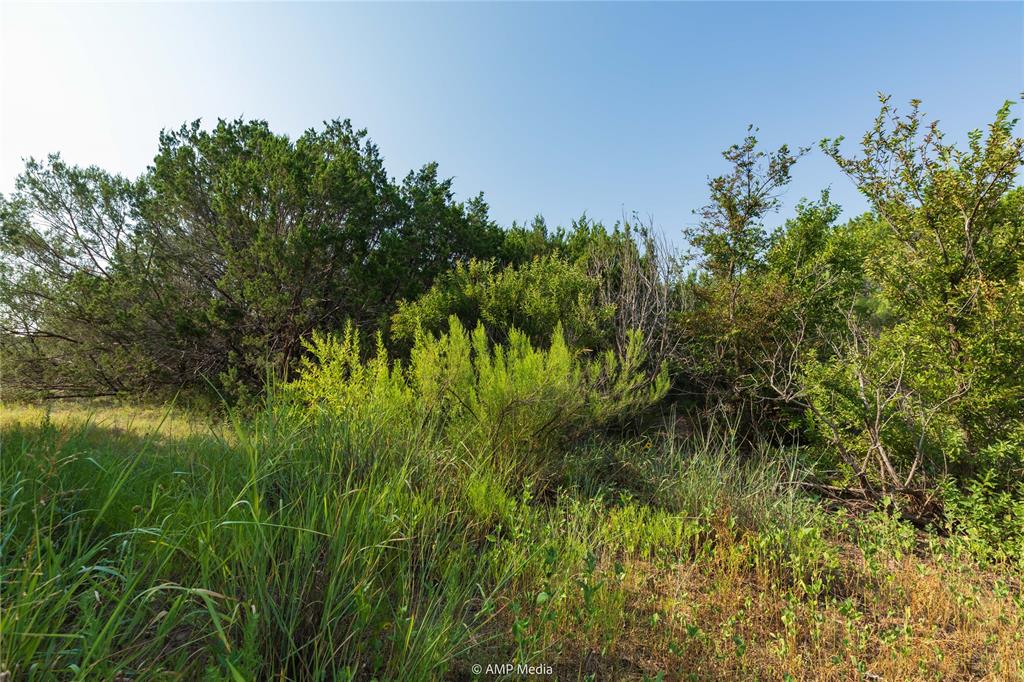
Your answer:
(0, 157), (151, 397)
(391, 254), (615, 351)
(1, 119), (504, 400)
(676, 130), (807, 421)
(811, 96), (1024, 497)
(392, 216), (680, 380)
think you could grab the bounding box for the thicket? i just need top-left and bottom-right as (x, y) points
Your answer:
(0, 120), (504, 402)
(2, 96), (1023, 553)
(291, 318), (667, 482)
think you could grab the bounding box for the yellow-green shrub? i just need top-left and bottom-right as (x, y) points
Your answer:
(290, 316), (668, 480)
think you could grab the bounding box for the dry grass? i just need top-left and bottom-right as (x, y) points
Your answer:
(545, 535), (1024, 680)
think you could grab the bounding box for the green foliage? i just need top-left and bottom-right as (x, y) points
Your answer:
(291, 316), (668, 480)
(663, 97), (1024, 552)
(675, 131), (811, 422)
(676, 191), (869, 435)
(807, 97), (1024, 500)
(0, 158), (150, 398)
(4, 94), (1024, 571)
(393, 216), (680, 396)
(391, 255), (615, 350)
(942, 470), (1024, 566)
(684, 128), (806, 282)
(0, 119), (503, 400)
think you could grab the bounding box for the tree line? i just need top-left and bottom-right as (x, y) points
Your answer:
(2, 96), (1023, 523)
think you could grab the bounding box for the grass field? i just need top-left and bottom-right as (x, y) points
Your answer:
(2, 403), (1022, 680)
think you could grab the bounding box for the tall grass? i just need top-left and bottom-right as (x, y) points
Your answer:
(1, 402), (514, 679)
(0, 323), (790, 680)
(0, 396), (824, 680)
(3, 322), (1018, 679)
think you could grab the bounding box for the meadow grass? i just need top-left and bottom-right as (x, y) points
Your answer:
(1, 402), (1022, 680)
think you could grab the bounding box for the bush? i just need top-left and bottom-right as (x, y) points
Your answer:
(390, 255), (614, 351)
(290, 316), (668, 481)
(942, 471), (1024, 566)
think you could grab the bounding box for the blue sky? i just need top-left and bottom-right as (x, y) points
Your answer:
(2, 2), (1021, 244)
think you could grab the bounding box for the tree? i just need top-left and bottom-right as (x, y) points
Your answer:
(676, 130), (807, 423)
(685, 129), (806, 283)
(0, 157), (150, 397)
(812, 96), (1024, 499)
(391, 216), (681, 385)
(1, 119), (504, 401)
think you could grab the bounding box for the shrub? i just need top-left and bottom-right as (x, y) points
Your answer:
(942, 470), (1024, 566)
(290, 316), (668, 481)
(390, 255), (615, 351)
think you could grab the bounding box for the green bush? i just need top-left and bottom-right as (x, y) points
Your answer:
(390, 255), (615, 351)
(0, 120), (505, 400)
(291, 316), (667, 481)
(942, 470), (1024, 566)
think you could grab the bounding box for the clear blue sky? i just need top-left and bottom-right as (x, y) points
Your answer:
(2, 2), (1021, 244)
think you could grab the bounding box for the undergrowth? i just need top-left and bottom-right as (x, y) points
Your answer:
(1, 323), (1021, 680)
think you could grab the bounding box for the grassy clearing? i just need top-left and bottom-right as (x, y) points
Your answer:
(2, 403), (1022, 680)
(0, 403), (227, 442)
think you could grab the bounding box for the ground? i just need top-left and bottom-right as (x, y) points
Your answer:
(2, 404), (1022, 680)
